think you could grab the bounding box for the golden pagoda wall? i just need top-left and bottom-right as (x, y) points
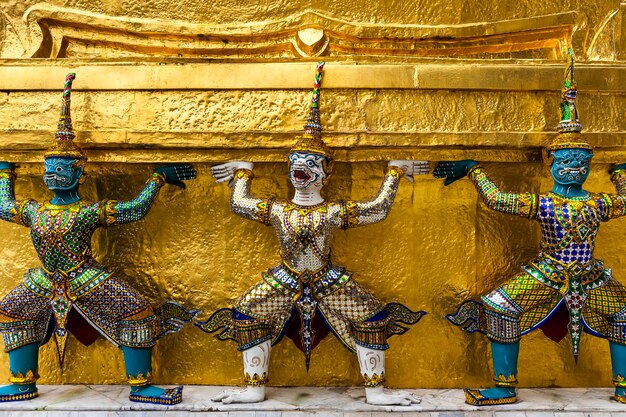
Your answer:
(0, 0), (624, 388)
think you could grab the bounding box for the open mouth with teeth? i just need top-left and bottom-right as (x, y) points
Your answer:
(293, 169), (312, 182)
(44, 174), (70, 187)
(559, 168), (587, 175)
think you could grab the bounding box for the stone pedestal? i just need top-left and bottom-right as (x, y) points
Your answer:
(0, 386), (622, 416)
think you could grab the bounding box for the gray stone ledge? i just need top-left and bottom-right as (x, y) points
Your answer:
(0, 386), (623, 416)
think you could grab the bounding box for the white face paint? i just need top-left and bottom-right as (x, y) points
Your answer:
(288, 152), (328, 191)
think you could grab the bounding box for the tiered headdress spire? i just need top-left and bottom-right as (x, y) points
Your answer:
(290, 62), (332, 159)
(44, 73), (86, 161)
(545, 49), (592, 153)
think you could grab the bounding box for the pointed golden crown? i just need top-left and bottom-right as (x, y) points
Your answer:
(546, 49), (592, 154)
(290, 62), (332, 159)
(44, 73), (86, 161)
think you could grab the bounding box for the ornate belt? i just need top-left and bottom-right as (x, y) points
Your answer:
(262, 261), (349, 297)
(280, 260), (332, 282)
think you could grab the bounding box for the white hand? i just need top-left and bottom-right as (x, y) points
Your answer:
(388, 160), (430, 183)
(211, 161), (254, 184)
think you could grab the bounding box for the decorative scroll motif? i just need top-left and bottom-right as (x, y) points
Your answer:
(22, 5), (579, 59)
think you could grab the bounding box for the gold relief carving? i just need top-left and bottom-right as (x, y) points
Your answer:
(22, 5), (580, 59)
(0, 10), (30, 58)
(294, 28), (329, 57)
(3, 78), (626, 165)
(244, 372), (269, 386)
(586, 4), (626, 61)
(9, 370), (39, 384)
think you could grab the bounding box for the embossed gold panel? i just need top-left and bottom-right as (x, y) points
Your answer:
(0, 0), (624, 389)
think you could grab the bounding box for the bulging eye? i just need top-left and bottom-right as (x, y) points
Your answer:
(56, 167), (63, 172)
(306, 161), (315, 167)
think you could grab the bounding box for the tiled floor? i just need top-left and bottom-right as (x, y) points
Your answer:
(0, 386), (623, 416)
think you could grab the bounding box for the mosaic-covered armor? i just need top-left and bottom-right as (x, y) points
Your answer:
(197, 62), (428, 406)
(221, 164), (414, 356)
(0, 73), (197, 405)
(0, 173), (175, 357)
(452, 166), (626, 351)
(436, 50), (626, 406)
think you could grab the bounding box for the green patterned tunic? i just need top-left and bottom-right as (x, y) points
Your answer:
(0, 171), (191, 367)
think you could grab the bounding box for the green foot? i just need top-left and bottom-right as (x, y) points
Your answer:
(129, 385), (183, 406)
(131, 385), (166, 397)
(464, 387), (516, 406)
(0, 383), (37, 402)
(614, 387), (626, 403)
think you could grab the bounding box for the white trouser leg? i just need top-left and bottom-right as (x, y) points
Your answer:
(356, 345), (419, 406)
(243, 340), (271, 384)
(212, 340), (270, 404)
(357, 344), (385, 386)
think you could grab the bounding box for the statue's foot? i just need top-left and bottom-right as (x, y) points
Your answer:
(212, 386), (265, 404)
(365, 386), (420, 406)
(129, 385), (182, 405)
(613, 387), (626, 403)
(464, 387), (516, 406)
(0, 383), (38, 402)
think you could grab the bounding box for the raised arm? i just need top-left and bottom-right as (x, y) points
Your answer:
(0, 162), (38, 227)
(340, 160), (429, 229)
(211, 161), (274, 225)
(101, 165), (196, 227)
(602, 163), (626, 220)
(434, 160), (538, 219)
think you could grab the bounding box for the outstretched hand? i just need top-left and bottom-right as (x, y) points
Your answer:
(433, 160), (478, 186)
(388, 160), (430, 183)
(0, 162), (15, 171)
(154, 165), (197, 189)
(211, 161), (254, 184)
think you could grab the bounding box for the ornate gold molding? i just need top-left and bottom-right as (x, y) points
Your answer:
(23, 5), (580, 59)
(0, 62), (623, 91)
(0, 61), (624, 164)
(3, 131), (626, 164)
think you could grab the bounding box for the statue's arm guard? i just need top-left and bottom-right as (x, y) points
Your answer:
(230, 169), (274, 225)
(100, 173), (165, 227)
(602, 168), (626, 220)
(339, 165), (404, 229)
(0, 170), (38, 227)
(467, 165), (539, 219)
